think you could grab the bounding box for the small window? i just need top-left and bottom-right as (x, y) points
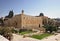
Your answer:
(39, 24), (40, 28)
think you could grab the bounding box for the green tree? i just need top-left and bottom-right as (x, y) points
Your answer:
(8, 10), (14, 18)
(5, 10), (14, 18)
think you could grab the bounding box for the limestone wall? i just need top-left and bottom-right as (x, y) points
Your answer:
(21, 14), (43, 30)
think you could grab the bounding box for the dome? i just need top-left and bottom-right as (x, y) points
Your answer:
(39, 13), (44, 16)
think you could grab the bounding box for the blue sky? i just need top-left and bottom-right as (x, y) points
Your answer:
(0, 0), (60, 18)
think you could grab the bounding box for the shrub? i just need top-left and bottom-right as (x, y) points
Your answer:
(11, 28), (18, 33)
(0, 27), (13, 41)
(43, 24), (58, 33)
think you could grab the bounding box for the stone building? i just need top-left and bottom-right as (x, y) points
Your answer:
(4, 10), (60, 32)
(4, 10), (49, 32)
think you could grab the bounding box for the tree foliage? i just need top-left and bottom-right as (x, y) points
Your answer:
(8, 10), (14, 18)
(0, 27), (13, 40)
(44, 24), (58, 33)
(0, 18), (4, 26)
(5, 10), (14, 18)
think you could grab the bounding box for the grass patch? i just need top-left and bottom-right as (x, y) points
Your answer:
(20, 31), (33, 35)
(31, 33), (53, 40)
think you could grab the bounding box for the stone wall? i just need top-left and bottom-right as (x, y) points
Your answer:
(4, 13), (44, 31)
(21, 14), (43, 30)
